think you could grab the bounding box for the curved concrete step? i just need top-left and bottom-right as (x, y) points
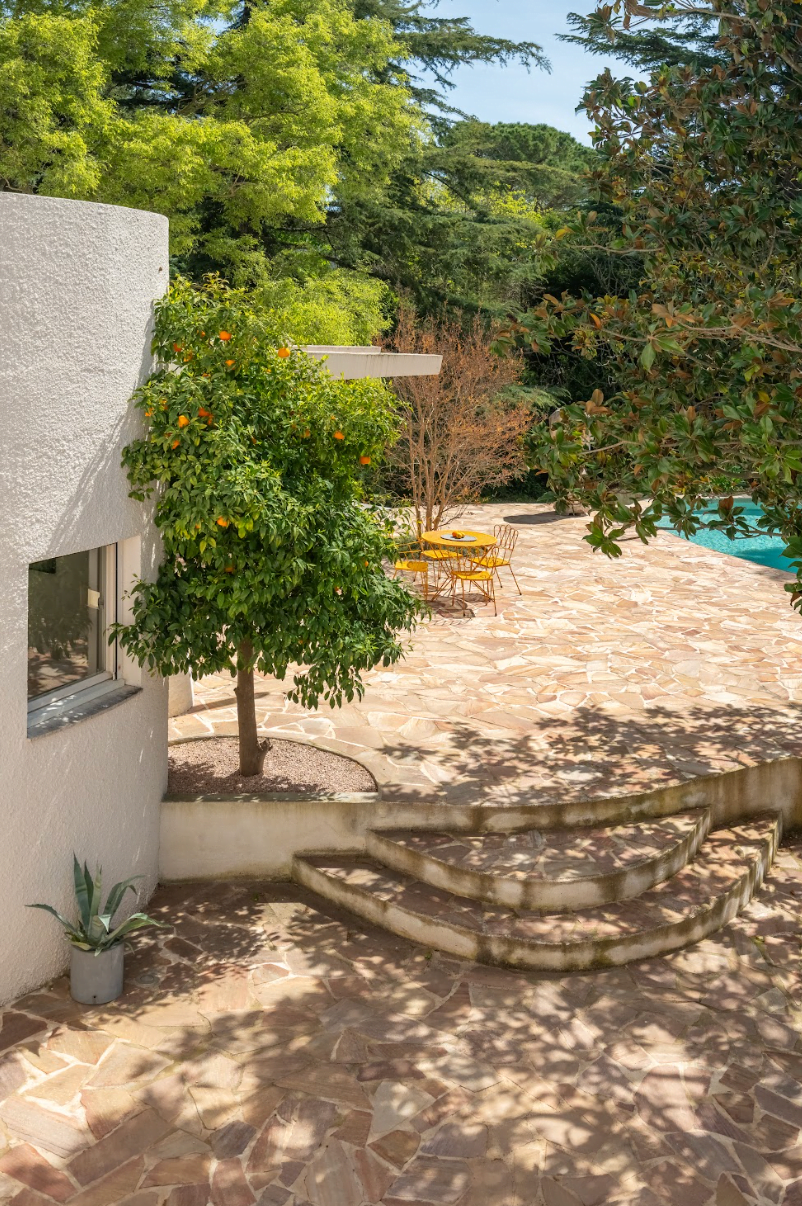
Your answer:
(366, 810), (710, 910)
(294, 817), (780, 971)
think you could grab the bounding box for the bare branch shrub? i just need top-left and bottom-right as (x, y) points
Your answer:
(386, 309), (530, 535)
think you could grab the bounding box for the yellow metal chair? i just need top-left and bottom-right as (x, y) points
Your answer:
(473, 523), (521, 594)
(421, 545), (460, 601)
(447, 559), (497, 614)
(393, 542), (429, 600)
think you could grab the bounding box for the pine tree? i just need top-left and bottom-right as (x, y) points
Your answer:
(561, 4), (724, 74)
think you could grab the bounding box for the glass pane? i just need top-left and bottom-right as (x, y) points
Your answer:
(28, 548), (108, 701)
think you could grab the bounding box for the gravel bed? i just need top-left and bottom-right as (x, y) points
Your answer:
(168, 736), (377, 795)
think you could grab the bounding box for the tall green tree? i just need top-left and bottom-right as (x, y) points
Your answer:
(0, 0), (415, 282)
(0, 0), (556, 301)
(317, 120), (595, 317)
(562, 2), (724, 73)
(346, 0), (547, 112)
(115, 278), (421, 775)
(506, 0), (802, 598)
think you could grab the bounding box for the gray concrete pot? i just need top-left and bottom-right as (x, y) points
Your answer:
(70, 944), (124, 1005)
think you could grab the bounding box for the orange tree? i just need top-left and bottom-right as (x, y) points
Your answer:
(115, 278), (421, 775)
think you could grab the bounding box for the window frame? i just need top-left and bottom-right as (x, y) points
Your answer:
(27, 542), (119, 718)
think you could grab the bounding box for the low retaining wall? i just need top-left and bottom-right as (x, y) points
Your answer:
(159, 747), (802, 881)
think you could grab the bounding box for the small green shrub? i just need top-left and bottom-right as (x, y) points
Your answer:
(29, 856), (165, 952)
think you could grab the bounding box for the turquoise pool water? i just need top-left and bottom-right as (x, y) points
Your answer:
(657, 500), (794, 573)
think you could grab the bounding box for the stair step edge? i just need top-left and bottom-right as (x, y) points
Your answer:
(365, 809), (712, 911)
(293, 816), (780, 972)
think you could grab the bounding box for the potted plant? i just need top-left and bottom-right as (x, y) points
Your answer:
(29, 856), (165, 1004)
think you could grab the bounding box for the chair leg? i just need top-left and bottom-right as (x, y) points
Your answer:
(506, 563), (522, 595)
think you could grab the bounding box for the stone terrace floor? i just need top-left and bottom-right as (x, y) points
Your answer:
(3, 862), (802, 1205)
(172, 503), (802, 808)
(5, 506), (802, 1203)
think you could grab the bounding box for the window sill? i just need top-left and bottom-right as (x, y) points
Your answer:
(27, 682), (141, 739)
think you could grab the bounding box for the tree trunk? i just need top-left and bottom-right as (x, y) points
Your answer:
(234, 640), (261, 776)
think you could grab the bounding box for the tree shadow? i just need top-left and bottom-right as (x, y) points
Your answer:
(502, 511), (574, 525)
(3, 864), (801, 1203)
(373, 698), (802, 814)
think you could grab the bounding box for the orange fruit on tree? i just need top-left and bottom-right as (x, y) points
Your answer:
(216, 517), (229, 528)
(171, 439), (180, 449)
(277, 347), (291, 358)
(219, 330), (232, 341)
(334, 431), (344, 440)
(173, 342), (182, 354)
(360, 455), (371, 465)
(225, 359), (234, 367)
(177, 414), (190, 428)
(224, 565), (234, 573)
(198, 407), (211, 418)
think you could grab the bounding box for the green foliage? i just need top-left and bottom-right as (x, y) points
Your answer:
(0, 0), (569, 322)
(562, 4), (724, 73)
(253, 272), (392, 346)
(323, 120), (594, 317)
(114, 277), (422, 707)
(0, 13), (113, 197)
(29, 856), (164, 952)
(345, 0), (547, 113)
(500, 0), (802, 603)
(438, 121), (595, 210)
(0, 0), (414, 281)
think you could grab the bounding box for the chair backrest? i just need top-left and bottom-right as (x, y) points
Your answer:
(397, 536), (423, 557)
(493, 524), (518, 555)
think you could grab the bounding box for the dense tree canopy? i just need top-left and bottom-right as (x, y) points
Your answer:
(508, 0), (802, 599)
(0, 0), (415, 280)
(320, 120), (595, 317)
(0, 0), (556, 300)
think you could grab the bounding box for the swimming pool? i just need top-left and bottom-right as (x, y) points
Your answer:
(657, 500), (794, 573)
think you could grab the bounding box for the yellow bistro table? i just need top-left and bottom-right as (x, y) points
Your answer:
(421, 528), (496, 551)
(420, 528), (496, 603)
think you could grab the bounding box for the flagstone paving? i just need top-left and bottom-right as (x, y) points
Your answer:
(22, 500), (793, 1203)
(170, 503), (802, 811)
(2, 852), (802, 1204)
(374, 813), (703, 882)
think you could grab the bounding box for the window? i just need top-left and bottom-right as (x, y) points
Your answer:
(27, 544), (117, 716)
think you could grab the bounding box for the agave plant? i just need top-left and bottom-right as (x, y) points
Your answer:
(29, 856), (165, 953)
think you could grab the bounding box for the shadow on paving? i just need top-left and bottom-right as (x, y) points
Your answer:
(375, 700), (802, 811)
(1, 865), (802, 1204)
(502, 512), (572, 526)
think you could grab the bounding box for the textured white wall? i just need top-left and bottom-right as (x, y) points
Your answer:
(0, 195), (169, 1004)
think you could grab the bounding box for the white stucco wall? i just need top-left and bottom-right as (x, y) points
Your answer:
(0, 195), (169, 1004)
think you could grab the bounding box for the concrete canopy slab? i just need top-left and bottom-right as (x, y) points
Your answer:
(301, 346), (442, 379)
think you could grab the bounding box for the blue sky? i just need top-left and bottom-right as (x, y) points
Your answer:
(420, 0), (616, 144)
